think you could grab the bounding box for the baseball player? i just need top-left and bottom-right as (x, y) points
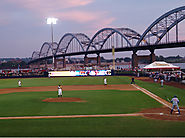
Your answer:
(18, 80), (22, 87)
(170, 95), (180, 115)
(58, 85), (62, 97)
(160, 79), (164, 87)
(104, 77), (107, 85)
(131, 77), (135, 84)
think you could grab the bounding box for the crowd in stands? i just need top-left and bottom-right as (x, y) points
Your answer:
(148, 71), (184, 82)
(0, 69), (47, 78)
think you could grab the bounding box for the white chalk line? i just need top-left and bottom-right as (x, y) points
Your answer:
(132, 84), (172, 109)
(0, 84), (183, 120)
(132, 84), (185, 111)
(0, 113), (163, 120)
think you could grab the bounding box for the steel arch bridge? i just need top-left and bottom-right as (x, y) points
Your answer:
(31, 27), (142, 61)
(31, 51), (40, 60)
(136, 6), (185, 46)
(30, 6), (185, 69)
(56, 33), (91, 55)
(31, 42), (58, 60)
(86, 27), (142, 52)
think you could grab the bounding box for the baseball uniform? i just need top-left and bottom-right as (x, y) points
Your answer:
(18, 80), (21, 87)
(171, 96), (180, 115)
(160, 79), (164, 87)
(58, 85), (62, 97)
(104, 78), (107, 85)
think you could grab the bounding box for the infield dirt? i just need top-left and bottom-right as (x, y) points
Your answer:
(0, 84), (137, 94)
(140, 107), (185, 122)
(42, 97), (86, 102)
(0, 83), (185, 121)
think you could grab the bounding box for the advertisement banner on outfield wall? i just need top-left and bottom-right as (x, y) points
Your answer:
(48, 70), (111, 77)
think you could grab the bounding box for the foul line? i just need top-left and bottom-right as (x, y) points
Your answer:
(0, 113), (163, 120)
(133, 84), (185, 111)
(132, 84), (172, 109)
(0, 84), (183, 120)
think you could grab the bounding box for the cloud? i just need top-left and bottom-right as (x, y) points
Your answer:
(56, 10), (113, 23)
(65, 0), (94, 7)
(6, 0), (94, 11)
(5, 0), (96, 21)
(94, 17), (115, 29)
(54, 10), (115, 35)
(4, 0), (115, 34)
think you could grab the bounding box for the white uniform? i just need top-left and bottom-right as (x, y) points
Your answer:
(160, 79), (164, 87)
(171, 97), (179, 106)
(58, 86), (62, 97)
(18, 81), (21, 87)
(171, 97), (180, 114)
(104, 78), (107, 85)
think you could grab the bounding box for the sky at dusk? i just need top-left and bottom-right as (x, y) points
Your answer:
(0, 0), (185, 58)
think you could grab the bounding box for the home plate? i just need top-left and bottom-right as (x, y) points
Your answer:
(175, 111), (179, 114)
(160, 113), (164, 115)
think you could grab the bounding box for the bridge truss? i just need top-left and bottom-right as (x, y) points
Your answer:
(30, 6), (185, 69)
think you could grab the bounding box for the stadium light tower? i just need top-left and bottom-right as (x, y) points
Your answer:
(47, 17), (58, 70)
(112, 45), (115, 70)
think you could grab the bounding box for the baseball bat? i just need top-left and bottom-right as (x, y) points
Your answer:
(165, 96), (170, 102)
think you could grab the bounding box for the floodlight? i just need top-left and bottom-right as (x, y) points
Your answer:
(47, 18), (58, 24)
(46, 17), (58, 70)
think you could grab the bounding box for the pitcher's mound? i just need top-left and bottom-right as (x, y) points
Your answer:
(42, 97), (86, 102)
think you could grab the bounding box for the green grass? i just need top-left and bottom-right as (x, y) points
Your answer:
(135, 79), (185, 106)
(0, 117), (185, 137)
(0, 90), (161, 117)
(0, 76), (131, 89)
(0, 76), (185, 136)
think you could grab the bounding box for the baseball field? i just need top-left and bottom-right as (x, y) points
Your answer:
(0, 76), (185, 136)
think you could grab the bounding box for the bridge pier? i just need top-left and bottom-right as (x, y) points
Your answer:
(132, 50), (138, 70)
(44, 60), (48, 69)
(150, 49), (155, 63)
(63, 57), (66, 68)
(84, 55), (88, 65)
(54, 57), (66, 69)
(84, 54), (101, 66)
(97, 54), (101, 66)
(54, 57), (57, 70)
(132, 49), (156, 70)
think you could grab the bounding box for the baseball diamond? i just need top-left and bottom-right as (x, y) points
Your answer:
(0, 82), (184, 121)
(0, 76), (185, 137)
(1, 3), (185, 137)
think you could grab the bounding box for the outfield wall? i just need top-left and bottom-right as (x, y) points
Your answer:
(48, 70), (111, 77)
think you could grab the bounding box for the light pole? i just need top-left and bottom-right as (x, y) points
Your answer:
(112, 45), (115, 70)
(47, 17), (58, 70)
